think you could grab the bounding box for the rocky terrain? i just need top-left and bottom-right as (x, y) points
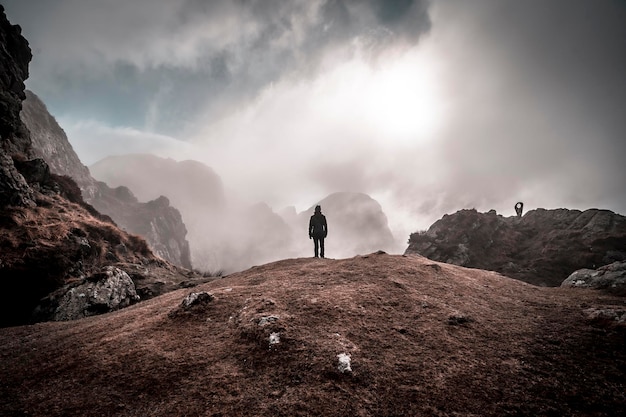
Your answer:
(1, 252), (624, 416)
(0, 6), (205, 326)
(406, 208), (626, 287)
(20, 90), (192, 268)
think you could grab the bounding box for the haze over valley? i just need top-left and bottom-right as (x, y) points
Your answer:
(4, 0), (626, 246)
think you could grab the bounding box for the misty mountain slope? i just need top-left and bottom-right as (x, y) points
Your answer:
(90, 154), (297, 273)
(20, 91), (192, 268)
(1, 252), (624, 417)
(406, 208), (626, 287)
(90, 153), (225, 213)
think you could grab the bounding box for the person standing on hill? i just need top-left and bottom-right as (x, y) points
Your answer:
(309, 205), (328, 258)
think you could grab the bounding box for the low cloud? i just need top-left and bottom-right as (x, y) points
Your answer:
(60, 119), (192, 166)
(4, 0), (626, 249)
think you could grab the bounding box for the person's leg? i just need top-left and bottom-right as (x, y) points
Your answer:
(320, 238), (325, 258)
(313, 237), (319, 257)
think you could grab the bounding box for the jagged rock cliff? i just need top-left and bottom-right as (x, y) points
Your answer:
(0, 8), (203, 327)
(405, 208), (626, 286)
(20, 90), (96, 194)
(91, 187), (191, 269)
(0, 5), (35, 207)
(20, 90), (192, 269)
(90, 154), (296, 272)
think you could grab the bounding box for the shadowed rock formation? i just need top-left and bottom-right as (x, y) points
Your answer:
(406, 208), (626, 287)
(562, 261), (626, 296)
(20, 90), (192, 269)
(0, 8), (204, 326)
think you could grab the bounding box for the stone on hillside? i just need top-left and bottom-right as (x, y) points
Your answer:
(337, 353), (352, 374)
(169, 291), (214, 318)
(584, 308), (626, 327)
(561, 261), (626, 296)
(181, 291), (214, 308)
(34, 266), (140, 321)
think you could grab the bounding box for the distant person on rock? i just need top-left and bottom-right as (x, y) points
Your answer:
(515, 202), (524, 218)
(309, 205), (328, 258)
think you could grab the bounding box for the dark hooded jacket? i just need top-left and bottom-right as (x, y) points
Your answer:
(309, 212), (328, 239)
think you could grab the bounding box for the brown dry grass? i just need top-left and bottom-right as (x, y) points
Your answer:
(1, 252), (624, 417)
(1, 193), (148, 263)
(0, 192), (160, 326)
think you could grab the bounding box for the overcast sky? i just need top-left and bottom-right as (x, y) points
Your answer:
(4, 0), (626, 242)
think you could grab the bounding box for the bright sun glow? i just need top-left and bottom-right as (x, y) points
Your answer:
(314, 48), (445, 146)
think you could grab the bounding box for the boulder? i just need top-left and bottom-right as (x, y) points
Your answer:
(34, 266), (140, 321)
(562, 261), (626, 296)
(168, 291), (214, 318)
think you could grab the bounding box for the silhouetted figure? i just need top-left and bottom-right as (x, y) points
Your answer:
(515, 202), (524, 218)
(309, 205), (328, 258)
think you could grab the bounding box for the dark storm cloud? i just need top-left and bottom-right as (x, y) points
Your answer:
(3, 0), (625, 245)
(2, 0), (431, 134)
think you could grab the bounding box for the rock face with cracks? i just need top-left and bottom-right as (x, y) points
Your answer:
(562, 261), (626, 296)
(1, 253), (624, 417)
(34, 266), (140, 321)
(406, 208), (626, 287)
(20, 90), (193, 269)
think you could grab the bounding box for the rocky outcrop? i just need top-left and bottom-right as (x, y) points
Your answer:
(405, 208), (626, 286)
(91, 188), (192, 269)
(0, 5), (35, 208)
(0, 5), (31, 156)
(90, 155), (226, 269)
(33, 266), (140, 322)
(0, 152), (35, 206)
(21, 90), (98, 196)
(0, 9), (205, 327)
(562, 261), (626, 296)
(20, 90), (192, 269)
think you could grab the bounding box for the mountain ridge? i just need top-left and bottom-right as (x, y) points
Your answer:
(91, 155), (398, 272)
(405, 207), (626, 287)
(20, 90), (193, 269)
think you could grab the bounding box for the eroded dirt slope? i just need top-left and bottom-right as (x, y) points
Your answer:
(1, 253), (625, 416)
